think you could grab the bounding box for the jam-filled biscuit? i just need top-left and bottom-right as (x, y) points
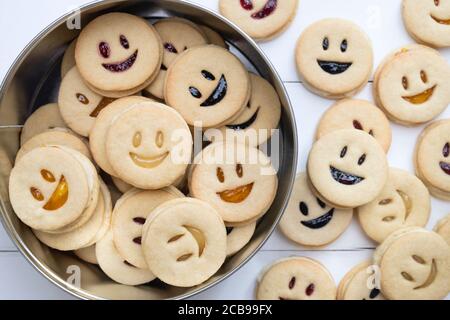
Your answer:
(112, 188), (184, 269)
(434, 214), (450, 245)
(256, 257), (337, 300)
(142, 198), (227, 287)
(307, 130), (388, 209)
(189, 142), (278, 226)
(374, 228), (450, 300)
(9, 146), (97, 231)
(415, 120), (450, 200)
(374, 46), (450, 125)
(21, 104), (67, 146)
(402, 0), (450, 48)
(358, 168), (430, 243)
(316, 99), (392, 152)
(337, 261), (385, 300)
(144, 18), (208, 100)
(165, 45), (251, 128)
(205, 73), (282, 147)
(105, 101), (192, 189)
(61, 39), (77, 78)
(59, 67), (115, 137)
(219, 0), (298, 41)
(75, 13), (163, 97)
(296, 19), (373, 99)
(280, 173), (353, 247)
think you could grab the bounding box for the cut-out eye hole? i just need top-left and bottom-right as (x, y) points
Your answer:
(412, 255), (426, 264)
(322, 37), (329, 50)
(420, 70), (428, 83)
(133, 237), (142, 245)
(358, 154), (366, 166)
(76, 93), (89, 105)
(305, 284), (315, 296)
(189, 87), (202, 99)
(133, 132), (142, 148)
(379, 199), (392, 205)
(156, 131), (164, 148)
(317, 198), (326, 209)
(164, 42), (178, 54)
(353, 120), (364, 131)
(168, 234), (184, 243)
(177, 254), (193, 262)
(133, 217), (146, 225)
(299, 201), (309, 216)
(435, 0), (440, 6)
(236, 164), (244, 178)
(201, 70), (216, 81)
(99, 42), (111, 58)
(402, 76), (408, 90)
(340, 146), (348, 158)
(120, 35), (130, 49)
(382, 216), (396, 222)
(340, 39), (348, 52)
(443, 143), (449, 157)
(41, 169), (56, 183)
(226, 227), (234, 235)
(124, 261), (136, 268)
(369, 130), (374, 136)
(401, 272), (414, 282)
(289, 277), (296, 290)
(30, 187), (44, 202)
(217, 167), (225, 183)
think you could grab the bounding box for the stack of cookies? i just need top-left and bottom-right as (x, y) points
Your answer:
(8, 13), (282, 289)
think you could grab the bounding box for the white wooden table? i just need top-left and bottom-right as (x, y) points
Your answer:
(0, 0), (449, 300)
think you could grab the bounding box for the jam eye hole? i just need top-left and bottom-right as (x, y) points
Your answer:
(76, 93), (89, 105)
(201, 70), (216, 81)
(133, 132), (142, 148)
(41, 169), (56, 183)
(288, 277), (296, 290)
(236, 164), (244, 178)
(322, 37), (329, 51)
(99, 42), (111, 58)
(156, 131), (164, 148)
(420, 70), (428, 84)
(340, 39), (348, 52)
(358, 154), (367, 166)
(402, 76), (408, 90)
(340, 146), (348, 158)
(217, 167), (225, 183)
(299, 201), (309, 216)
(435, 0), (440, 6)
(317, 198), (326, 209)
(443, 143), (450, 157)
(120, 35), (130, 49)
(30, 187), (44, 202)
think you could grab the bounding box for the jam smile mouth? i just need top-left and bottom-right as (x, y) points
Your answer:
(226, 107), (260, 131)
(414, 259), (437, 290)
(102, 50), (138, 72)
(90, 97), (116, 118)
(431, 15), (450, 25)
(317, 60), (353, 75)
(43, 176), (69, 211)
(439, 161), (450, 175)
(129, 151), (169, 169)
(402, 85), (436, 104)
(301, 209), (334, 229)
(217, 183), (254, 203)
(330, 166), (364, 185)
(200, 75), (228, 107)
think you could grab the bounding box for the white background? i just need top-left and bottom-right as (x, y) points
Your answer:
(0, 0), (449, 300)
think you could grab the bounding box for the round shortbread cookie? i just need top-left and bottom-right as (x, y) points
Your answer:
(316, 99), (392, 152)
(142, 198), (227, 287)
(358, 168), (430, 243)
(165, 45), (250, 128)
(106, 101), (192, 189)
(96, 231), (155, 286)
(189, 142), (278, 226)
(280, 173), (353, 247)
(144, 18), (208, 100)
(226, 222), (256, 257)
(205, 73), (281, 147)
(307, 129), (388, 208)
(74, 245), (98, 265)
(256, 257), (337, 300)
(219, 0), (298, 41)
(434, 214), (450, 245)
(61, 38), (77, 78)
(112, 188), (184, 269)
(9, 147), (90, 231)
(75, 13), (163, 94)
(199, 25), (227, 48)
(402, 0), (450, 48)
(296, 19), (373, 99)
(111, 176), (133, 194)
(21, 104), (67, 146)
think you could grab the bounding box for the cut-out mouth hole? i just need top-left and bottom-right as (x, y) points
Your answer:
(402, 85), (436, 104)
(330, 166), (364, 185)
(431, 14), (450, 25)
(317, 60), (352, 75)
(102, 50), (138, 72)
(301, 209), (334, 229)
(217, 183), (254, 203)
(129, 151), (169, 169)
(200, 75), (228, 107)
(226, 107), (260, 131)
(414, 259), (437, 290)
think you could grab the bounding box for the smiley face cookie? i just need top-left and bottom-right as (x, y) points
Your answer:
(415, 120), (450, 200)
(308, 130), (388, 209)
(219, 0), (298, 41)
(403, 0), (450, 48)
(112, 188), (184, 269)
(280, 173), (353, 247)
(358, 168), (431, 243)
(165, 45), (251, 128)
(337, 261), (385, 300)
(205, 73), (282, 147)
(316, 99), (392, 152)
(374, 228), (450, 300)
(189, 142), (278, 226)
(296, 19), (373, 99)
(21, 104), (67, 146)
(434, 214), (450, 245)
(142, 198), (227, 287)
(256, 257), (336, 300)
(75, 13), (163, 97)
(105, 101), (192, 189)
(59, 67), (115, 137)
(9, 146), (98, 231)
(144, 18), (208, 100)
(374, 46), (450, 125)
